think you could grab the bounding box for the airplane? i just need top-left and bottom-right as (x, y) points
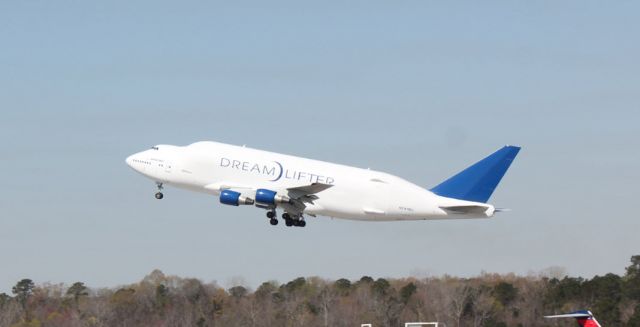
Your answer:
(544, 310), (602, 327)
(126, 141), (520, 227)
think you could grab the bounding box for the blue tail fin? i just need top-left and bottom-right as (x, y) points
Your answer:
(430, 145), (521, 203)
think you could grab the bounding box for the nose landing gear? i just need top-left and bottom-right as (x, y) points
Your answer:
(155, 182), (164, 199)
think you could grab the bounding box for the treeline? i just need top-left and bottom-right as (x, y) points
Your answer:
(1, 256), (640, 327)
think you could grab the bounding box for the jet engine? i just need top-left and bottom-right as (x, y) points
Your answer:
(219, 190), (255, 206)
(255, 189), (290, 206)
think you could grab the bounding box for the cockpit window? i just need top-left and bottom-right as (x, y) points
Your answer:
(151, 146), (159, 150)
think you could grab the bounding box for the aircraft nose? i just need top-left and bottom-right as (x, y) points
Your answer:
(125, 155), (134, 167)
(126, 151), (150, 174)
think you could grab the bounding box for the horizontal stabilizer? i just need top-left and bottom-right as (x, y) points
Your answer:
(431, 145), (520, 203)
(545, 312), (592, 319)
(439, 205), (490, 214)
(544, 310), (601, 327)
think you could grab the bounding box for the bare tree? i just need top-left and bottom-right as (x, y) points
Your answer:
(471, 286), (494, 327)
(442, 279), (472, 327)
(317, 284), (337, 327)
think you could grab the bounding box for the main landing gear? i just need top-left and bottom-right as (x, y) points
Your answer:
(265, 210), (306, 227)
(282, 212), (306, 227)
(155, 182), (164, 199)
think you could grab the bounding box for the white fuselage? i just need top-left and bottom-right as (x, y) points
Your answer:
(126, 141), (494, 221)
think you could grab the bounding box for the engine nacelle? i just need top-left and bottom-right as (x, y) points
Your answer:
(255, 189), (290, 206)
(220, 190), (255, 206)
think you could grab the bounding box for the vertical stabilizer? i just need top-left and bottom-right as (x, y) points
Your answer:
(430, 146), (521, 203)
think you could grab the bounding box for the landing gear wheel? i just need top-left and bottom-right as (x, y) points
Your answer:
(299, 220), (306, 227)
(285, 218), (293, 227)
(266, 211), (276, 219)
(282, 213), (291, 220)
(269, 218), (278, 226)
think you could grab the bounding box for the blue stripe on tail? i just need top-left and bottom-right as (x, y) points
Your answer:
(430, 145), (521, 203)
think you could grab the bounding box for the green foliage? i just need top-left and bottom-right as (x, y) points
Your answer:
(66, 282), (88, 307)
(627, 255), (640, 278)
(0, 293), (10, 307)
(229, 286), (247, 299)
(358, 276), (374, 284)
(372, 278), (390, 296)
(66, 282), (88, 297)
(306, 301), (319, 315)
(334, 278), (352, 296)
(255, 281), (278, 300)
(283, 277), (306, 294)
(400, 282), (417, 304)
(271, 291), (284, 304)
(545, 276), (584, 308)
(493, 282), (518, 306)
(155, 284), (170, 309)
(12, 279), (35, 321)
(12, 279), (34, 308)
(625, 256), (640, 300)
(585, 274), (622, 325)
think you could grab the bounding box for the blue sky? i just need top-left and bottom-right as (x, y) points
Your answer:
(1, 1), (639, 292)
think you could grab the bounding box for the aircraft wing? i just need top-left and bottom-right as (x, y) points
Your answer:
(279, 183), (333, 216)
(204, 182), (255, 194)
(206, 182), (332, 198)
(286, 182), (333, 204)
